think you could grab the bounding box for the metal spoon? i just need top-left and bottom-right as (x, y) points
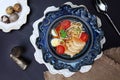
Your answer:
(94, 0), (120, 36)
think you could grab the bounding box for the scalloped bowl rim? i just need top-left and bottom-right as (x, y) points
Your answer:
(30, 2), (106, 77)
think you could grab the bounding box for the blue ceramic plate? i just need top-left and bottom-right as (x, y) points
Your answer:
(36, 5), (104, 72)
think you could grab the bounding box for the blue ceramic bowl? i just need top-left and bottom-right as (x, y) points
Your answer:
(36, 5), (104, 72)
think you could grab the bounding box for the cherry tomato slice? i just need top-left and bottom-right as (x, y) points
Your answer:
(56, 45), (65, 55)
(55, 24), (63, 35)
(80, 32), (89, 42)
(60, 20), (71, 30)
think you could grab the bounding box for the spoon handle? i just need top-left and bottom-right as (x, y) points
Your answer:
(104, 13), (120, 36)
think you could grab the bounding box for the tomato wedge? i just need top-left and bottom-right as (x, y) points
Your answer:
(60, 20), (71, 30)
(80, 32), (89, 42)
(56, 45), (65, 55)
(55, 24), (63, 35)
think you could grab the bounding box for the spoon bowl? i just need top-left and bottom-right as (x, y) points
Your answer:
(94, 0), (120, 36)
(94, 0), (108, 13)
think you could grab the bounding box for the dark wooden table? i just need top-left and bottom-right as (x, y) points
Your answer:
(0, 0), (120, 80)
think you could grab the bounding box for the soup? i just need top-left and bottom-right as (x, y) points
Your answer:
(50, 19), (89, 57)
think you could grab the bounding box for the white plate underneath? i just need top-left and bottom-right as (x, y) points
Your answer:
(30, 2), (106, 77)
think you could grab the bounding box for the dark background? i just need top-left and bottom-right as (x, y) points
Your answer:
(0, 0), (120, 80)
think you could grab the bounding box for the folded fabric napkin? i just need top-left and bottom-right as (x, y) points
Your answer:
(104, 47), (120, 64)
(44, 47), (120, 80)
